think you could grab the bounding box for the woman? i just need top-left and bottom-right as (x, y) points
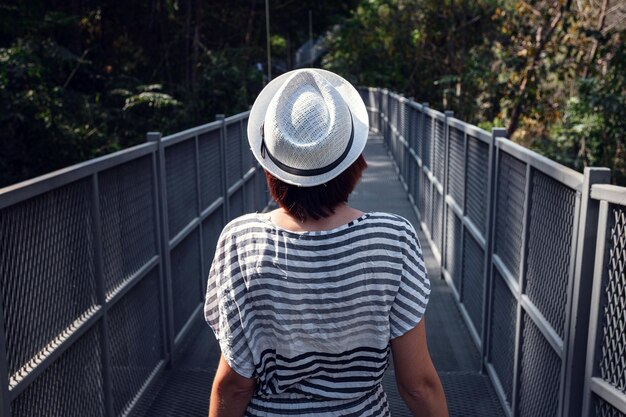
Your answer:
(205, 69), (448, 416)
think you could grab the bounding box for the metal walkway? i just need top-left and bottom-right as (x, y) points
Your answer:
(131, 134), (505, 417)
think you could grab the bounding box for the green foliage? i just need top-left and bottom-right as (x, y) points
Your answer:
(324, 0), (625, 184)
(0, 0), (357, 187)
(0, 37), (109, 184)
(1, 0), (623, 186)
(323, 0), (500, 121)
(538, 41), (626, 184)
(0, 36), (257, 186)
(270, 35), (288, 59)
(323, 0), (414, 90)
(186, 48), (263, 124)
(118, 85), (180, 111)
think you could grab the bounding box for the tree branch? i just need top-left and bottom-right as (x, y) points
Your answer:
(583, 0), (611, 78)
(507, 0), (571, 138)
(63, 49), (90, 90)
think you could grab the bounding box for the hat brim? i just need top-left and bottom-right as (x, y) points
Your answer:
(247, 69), (369, 187)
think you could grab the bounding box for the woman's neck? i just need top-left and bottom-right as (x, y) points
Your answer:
(269, 204), (364, 232)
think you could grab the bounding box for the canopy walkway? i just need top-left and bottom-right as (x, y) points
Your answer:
(0, 88), (624, 417)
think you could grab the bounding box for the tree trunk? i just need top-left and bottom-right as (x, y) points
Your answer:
(185, 0), (192, 89)
(582, 0), (609, 78)
(507, 0), (571, 138)
(191, 0), (201, 89)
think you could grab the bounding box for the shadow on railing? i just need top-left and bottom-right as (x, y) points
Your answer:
(358, 87), (626, 417)
(0, 113), (269, 417)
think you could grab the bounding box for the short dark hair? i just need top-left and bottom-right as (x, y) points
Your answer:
(265, 154), (368, 221)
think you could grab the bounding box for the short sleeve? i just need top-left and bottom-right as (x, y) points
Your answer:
(204, 229), (256, 378)
(389, 221), (431, 339)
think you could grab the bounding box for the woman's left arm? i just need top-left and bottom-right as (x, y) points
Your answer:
(209, 355), (257, 417)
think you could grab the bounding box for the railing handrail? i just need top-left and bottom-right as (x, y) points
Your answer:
(591, 183), (626, 204)
(0, 142), (157, 209)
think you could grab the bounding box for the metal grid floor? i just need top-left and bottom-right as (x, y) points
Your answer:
(132, 321), (504, 417)
(131, 136), (505, 417)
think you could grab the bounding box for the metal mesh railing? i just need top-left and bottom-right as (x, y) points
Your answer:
(447, 126), (465, 207)
(493, 151), (526, 281)
(462, 228), (485, 339)
(517, 312), (562, 417)
(0, 112), (269, 417)
(525, 171), (576, 339)
(10, 326), (105, 417)
(465, 135), (489, 235)
(594, 395), (626, 417)
(108, 268), (162, 416)
(360, 86), (621, 417)
(597, 207), (626, 391)
(489, 269), (517, 408)
(198, 130), (223, 209)
(446, 205), (463, 293)
(0, 178), (99, 388)
(165, 140), (199, 237)
(583, 188), (626, 417)
(170, 229), (202, 336)
(99, 156), (158, 297)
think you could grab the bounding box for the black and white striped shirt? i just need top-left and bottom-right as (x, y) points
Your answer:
(204, 212), (430, 416)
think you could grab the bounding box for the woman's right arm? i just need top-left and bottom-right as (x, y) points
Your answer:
(209, 355), (256, 417)
(390, 318), (449, 417)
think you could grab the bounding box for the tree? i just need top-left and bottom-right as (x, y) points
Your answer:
(0, 0), (358, 187)
(323, 0), (501, 121)
(323, 0), (625, 184)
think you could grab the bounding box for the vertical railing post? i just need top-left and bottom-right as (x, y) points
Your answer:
(216, 115), (230, 224)
(410, 100), (417, 219)
(511, 151), (536, 416)
(237, 120), (244, 213)
(0, 274), (11, 417)
(419, 103), (428, 223)
(193, 131), (207, 295)
(384, 89), (389, 145)
(380, 89), (387, 145)
(441, 110), (454, 271)
(378, 89), (383, 134)
(454, 126), (468, 304)
(407, 100), (415, 204)
(400, 97), (407, 184)
(482, 128), (506, 370)
(421, 103), (428, 168)
(581, 198), (611, 417)
(383, 90), (389, 146)
(427, 105), (436, 238)
(387, 90), (392, 148)
(147, 132), (171, 368)
(562, 167), (611, 417)
(149, 131), (176, 365)
(91, 173), (114, 417)
(400, 97), (405, 171)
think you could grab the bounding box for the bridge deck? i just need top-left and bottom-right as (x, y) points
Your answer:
(131, 134), (505, 417)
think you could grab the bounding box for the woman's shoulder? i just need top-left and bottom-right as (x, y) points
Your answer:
(220, 212), (269, 237)
(365, 212), (416, 230)
(364, 212), (421, 247)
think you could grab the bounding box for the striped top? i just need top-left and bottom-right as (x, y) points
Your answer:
(204, 211), (430, 416)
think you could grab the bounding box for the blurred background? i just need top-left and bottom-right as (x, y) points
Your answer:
(0, 0), (624, 188)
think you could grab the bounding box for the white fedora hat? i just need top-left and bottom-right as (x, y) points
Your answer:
(248, 68), (369, 187)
